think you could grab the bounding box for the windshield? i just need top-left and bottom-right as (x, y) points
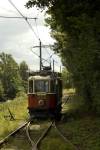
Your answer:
(34, 80), (49, 92)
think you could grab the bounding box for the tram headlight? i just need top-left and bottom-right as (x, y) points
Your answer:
(38, 100), (44, 106)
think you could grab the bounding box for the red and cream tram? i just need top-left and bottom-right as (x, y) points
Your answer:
(28, 71), (62, 119)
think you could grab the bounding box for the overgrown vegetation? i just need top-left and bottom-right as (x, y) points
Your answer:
(57, 116), (100, 150)
(0, 52), (28, 101)
(62, 68), (73, 89)
(1, 93), (100, 150)
(26, 0), (100, 113)
(0, 93), (28, 140)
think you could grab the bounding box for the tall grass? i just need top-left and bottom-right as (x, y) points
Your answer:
(0, 93), (28, 140)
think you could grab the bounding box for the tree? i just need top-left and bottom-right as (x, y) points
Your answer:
(62, 68), (73, 89)
(0, 52), (22, 99)
(19, 61), (28, 81)
(0, 81), (4, 101)
(19, 61), (28, 92)
(26, 0), (100, 112)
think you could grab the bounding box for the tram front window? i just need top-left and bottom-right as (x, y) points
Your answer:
(35, 80), (49, 92)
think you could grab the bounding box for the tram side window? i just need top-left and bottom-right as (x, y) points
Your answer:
(29, 80), (33, 93)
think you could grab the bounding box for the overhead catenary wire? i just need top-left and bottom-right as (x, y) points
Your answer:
(34, 17), (41, 40)
(32, 43), (61, 69)
(42, 51), (61, 67)
(32, 43), (60, 68)
(32, 42), (54, 61)
(33, 16), (62, 70)
(8, 0), (40, 41)
(0, 15), (37, 19)
(7, 0), (62, 71)
(30, 15), (61, 70)
(8, 0), (26, 18)
(7, 0), (60, 63)
(41, 42), (51, 57)
(30, 48), (50, 64)
(34, 18), (55, 58)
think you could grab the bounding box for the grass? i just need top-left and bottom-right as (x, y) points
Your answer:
(63, 88), (76, 95)
(0, 93), (28, 140)
(62, 93), (85, 118)
(58, 116), (100, 150)
(40, 127), (76, 150)
(2, 116), (100, 150)
(39, 93), (100, 150)
(1, 90), (100, 150)
(61, 89), (100, 150)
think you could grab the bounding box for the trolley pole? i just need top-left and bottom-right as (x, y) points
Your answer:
(32, 42), (53, 71)
(40, 40), (42, 71)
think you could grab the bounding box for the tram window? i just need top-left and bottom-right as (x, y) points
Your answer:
(29, 80), (33, 93)
(34, 80), (49, 92)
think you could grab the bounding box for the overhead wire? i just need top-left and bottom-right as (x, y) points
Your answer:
(39, 42), (54, 66)
(32, 41), (57, 67)
(32, 44), (62, 71)
(34, 17), (40, 40)
(41, 48), (62, 67)
(33, 18), (53, 66)
(8, 0), (56, 67)
(0, 15), (37, 19)
(39, 42), (57, 65)
(30, 48), (50, 64)
(7, 0), (61, 70)
(34, 16), (54, 59)
(8, 0), (25, 17)
(44, 46), (51, 59)
(42, 51), (56, 63)
(8, 0), (40, 41)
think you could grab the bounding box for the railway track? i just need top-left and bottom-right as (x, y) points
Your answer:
(26, 121), (53, 150)
(0, 120), (78, 150)
(0, 121), (29, 149)
(25, 95), (73, 150)
(0, 95), (78, 150)
(54, 122), (78, 150)
(26, 119), (78, 150)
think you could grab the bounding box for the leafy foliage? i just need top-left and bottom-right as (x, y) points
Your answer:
(19, 61), (28, 92)
(62, 68), (73, 89)
(0, 94), (27, 140)
(0, 53), (28, 101)
(0, 81), (4, 101)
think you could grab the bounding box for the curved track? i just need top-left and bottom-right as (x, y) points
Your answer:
(26, 121), (53, 150)
(26, 119), (78, 150)
(54, 122), (78, 150)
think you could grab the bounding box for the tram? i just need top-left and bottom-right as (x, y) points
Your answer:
(28, 69), (62, 119)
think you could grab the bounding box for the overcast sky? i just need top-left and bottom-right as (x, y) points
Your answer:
(0, 0), (62, 71)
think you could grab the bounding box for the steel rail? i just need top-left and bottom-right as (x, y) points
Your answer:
(0, 121), (29, 147)
(26, 120), (78, 150)
(26, 121), (53, 150)
(26, 122), (35, 147)
(62, 95), (71, 107)
(54, 122), (79, 150)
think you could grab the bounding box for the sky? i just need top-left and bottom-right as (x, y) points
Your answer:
(0, 0), (62, 71)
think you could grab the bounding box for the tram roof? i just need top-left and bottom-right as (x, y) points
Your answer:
(28, 75), (51, 80)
